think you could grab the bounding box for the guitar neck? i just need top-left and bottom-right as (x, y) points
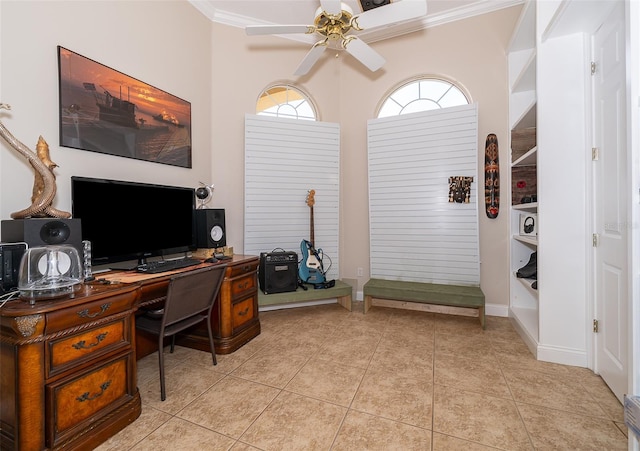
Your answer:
(309, 206), (314, 245)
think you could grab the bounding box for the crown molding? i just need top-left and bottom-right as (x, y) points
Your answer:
(190, 0), (524, 44)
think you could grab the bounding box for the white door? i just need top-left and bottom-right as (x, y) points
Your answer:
(593, 1), (628, 403)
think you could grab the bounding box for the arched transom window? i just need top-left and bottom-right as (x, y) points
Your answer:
(256, 84), (317, 121)
(377, 77), (470, 118)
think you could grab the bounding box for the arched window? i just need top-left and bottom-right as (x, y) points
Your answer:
(256, 84), (317, 121)
(377, 77), (470, 118)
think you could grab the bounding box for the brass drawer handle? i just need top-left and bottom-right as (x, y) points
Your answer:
(238, 307), (249, 316)
(77, 303), (111, 319)
(76, 380), (111, 402)
(72, 332), (108, 350)
(236, 281), (249, 290)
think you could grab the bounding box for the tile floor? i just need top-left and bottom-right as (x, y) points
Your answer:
(96, 302), (629, 450)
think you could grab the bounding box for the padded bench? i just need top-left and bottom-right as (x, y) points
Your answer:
(363, 278), (485, 328)
(258, 280), (352, 311)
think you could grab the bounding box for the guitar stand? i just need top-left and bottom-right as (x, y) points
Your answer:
(298, 279), (308, 291)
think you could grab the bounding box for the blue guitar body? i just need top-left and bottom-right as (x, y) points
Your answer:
(299, 239), (326, 285)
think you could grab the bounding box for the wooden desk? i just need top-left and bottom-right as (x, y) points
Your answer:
(0, 282), (141, 451)
(101, 254), (261, 357)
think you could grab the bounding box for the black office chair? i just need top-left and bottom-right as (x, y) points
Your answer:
(135, 265), (227, 401)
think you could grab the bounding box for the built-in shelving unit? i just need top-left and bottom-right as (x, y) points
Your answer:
(508, 0), (593, 367)
(508, 0), (538, 355)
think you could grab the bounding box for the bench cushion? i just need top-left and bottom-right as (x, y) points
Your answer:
(363, 279), (484, 308)
(258, 280), (352, 309)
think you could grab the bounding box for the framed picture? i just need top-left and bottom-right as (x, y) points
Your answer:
(57, 46), (192, 168)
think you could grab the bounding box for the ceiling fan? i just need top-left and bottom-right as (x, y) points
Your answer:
(245, 0), (427, 76)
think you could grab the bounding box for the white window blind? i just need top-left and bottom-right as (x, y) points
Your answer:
(244, 114), (340, 280)
(367, 104), (479, 285)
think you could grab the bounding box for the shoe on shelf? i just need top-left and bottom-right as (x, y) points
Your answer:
(516, 251), (537, 279)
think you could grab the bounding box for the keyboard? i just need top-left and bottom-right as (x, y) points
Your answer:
(137, 258), (201, 274)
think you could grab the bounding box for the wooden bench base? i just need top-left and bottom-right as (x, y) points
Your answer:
(363, 278), (485, 328)
(258, 280), (352, 311)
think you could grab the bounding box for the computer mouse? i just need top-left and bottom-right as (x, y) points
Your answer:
(204, 257), (218, 263)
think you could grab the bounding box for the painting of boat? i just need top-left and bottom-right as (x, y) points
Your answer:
(58, 46), (192, 168)
(153, 110), (185, 128)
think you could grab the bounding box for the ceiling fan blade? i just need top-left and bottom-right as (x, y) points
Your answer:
(246, 24), (314, 36)
(352, 0), (427, 30)
(342, 37), (385, 72)
(294, 42), (328, 76)
(320, 0), (342, 16)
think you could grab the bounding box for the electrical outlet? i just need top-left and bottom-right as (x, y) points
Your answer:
(357, 267), (364, 277)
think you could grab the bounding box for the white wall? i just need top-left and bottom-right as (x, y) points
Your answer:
(0, 1), (521, 311)
(0, 0), (212, 219)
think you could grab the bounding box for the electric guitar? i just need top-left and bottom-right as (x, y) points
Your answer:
(299, 189), (326, 285)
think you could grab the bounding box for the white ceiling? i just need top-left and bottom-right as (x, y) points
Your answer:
(189, 0), (523, 44)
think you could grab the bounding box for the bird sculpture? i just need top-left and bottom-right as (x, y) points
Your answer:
(0, 103), (71, 219)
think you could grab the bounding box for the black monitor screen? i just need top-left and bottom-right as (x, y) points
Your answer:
(71, 176), (195, 267)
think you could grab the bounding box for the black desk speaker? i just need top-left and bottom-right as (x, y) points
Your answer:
(195, 209), (226, 248)
(1, 218), (82, 255)
(259, 252), (298, 294)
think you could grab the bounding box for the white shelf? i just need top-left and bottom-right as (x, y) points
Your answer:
(511, 50), (536, 93)
(514, 235), (538, 246)
(512, 201), (538, 211)
(509, 92), (537, 130)
(512, 146), (537, 167)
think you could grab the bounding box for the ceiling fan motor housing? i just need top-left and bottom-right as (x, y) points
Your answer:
(314, 5), (353, 41)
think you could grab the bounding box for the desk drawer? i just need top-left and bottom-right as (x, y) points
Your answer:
(48, 318), (130, 377)
(232, 295), (256, 330)
(227, 261), (258, 279)
(46, 353), (131, 448)
(47, 291), (136, 333)
(230, 273), (257, 299)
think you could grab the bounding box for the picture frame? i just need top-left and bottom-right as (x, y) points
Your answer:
(57, 46), (192, 168)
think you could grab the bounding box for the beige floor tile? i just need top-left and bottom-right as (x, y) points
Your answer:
(319, 333), (380, 368)
(108, 308), (629, 451)
(230, 348), (309, 388)
(369, 340), (434, 381)
(230, 442), (262, 450)
(502, 368), (608, 418)
(433, 384), (532, 451)
(380, 323), (435, 351)
(435, 332), (497, 361)
(129, 416), (236, 451)
(351, 366), (432, 428)
(285, 357), (366, 406)
(94, 405), (172, 451)
(434, 353), (511, 398)
(434, 313), (485, 336)
(177, 375), (280, 438)
(496, 350), (574, 376)
(139, 360), (225, 414)
(578, 370), (625, 421)
(432, 432), (506, 450)
(517, 402), (628, 450)
(333, 410), (432, 450)
(240, 391), (347, 450)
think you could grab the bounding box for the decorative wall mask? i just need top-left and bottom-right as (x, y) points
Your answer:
(484, 133), (500, 218)
(448, 176), (474, 203)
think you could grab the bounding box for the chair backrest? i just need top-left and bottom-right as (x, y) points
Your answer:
(162, 265), (227, 328)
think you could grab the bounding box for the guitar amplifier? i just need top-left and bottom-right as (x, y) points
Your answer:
(259, 251), (298, 294)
